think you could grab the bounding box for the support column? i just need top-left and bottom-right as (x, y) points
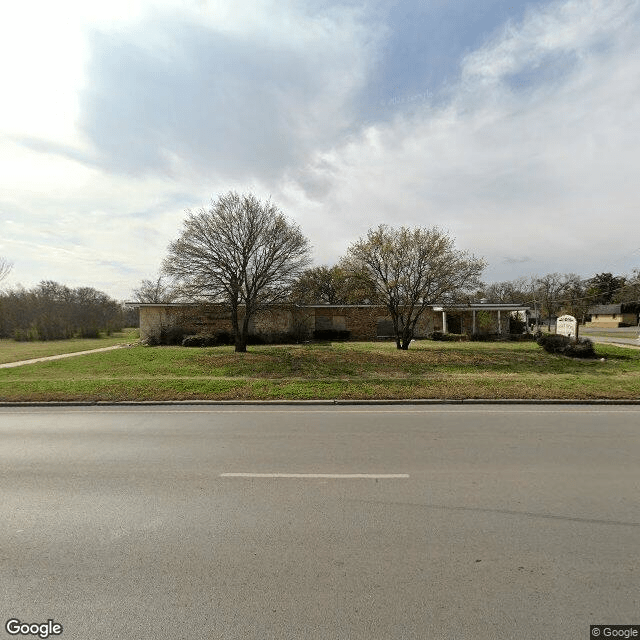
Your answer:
(498, 310), (502, 335)
(442, 311), (448, 334)
(472, 310), (476, 335)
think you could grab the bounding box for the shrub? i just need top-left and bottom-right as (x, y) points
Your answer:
(430, 332), (468, 342)
(509, 316), (527, 334)
(182, 334), (217, 347)
(469, 333), (492, 342)
(213, 331), (234, 346)
(159, 326), (186, 345)
(565, 339), (596, 358)
(470, 332), (536, 342)
(536, 333), (596, 358)
(78, 327), (101, 339)
(313, 329), (351, 341)
(536, 333), (570, 354)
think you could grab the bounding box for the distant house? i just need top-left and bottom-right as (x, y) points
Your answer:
(130, 302), (531, 343)
(586, 304), (640, 328)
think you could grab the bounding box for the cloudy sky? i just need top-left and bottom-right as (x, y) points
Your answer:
(1, 0), (639, 300)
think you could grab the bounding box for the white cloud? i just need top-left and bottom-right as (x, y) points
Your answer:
(2, 0), (640, 300)
(281, 0), (640, 281)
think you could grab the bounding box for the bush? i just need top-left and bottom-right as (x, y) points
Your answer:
(430, 332), (468, 342)
(537, 333), (570, 353)
(469, 333), (492, 342)
(182, 334), (217, 347)
(313, 329), (351, 341)
(78, 327), (101, 339)
(565, 339), (596, 358)
(159, 326), (186, 345)
(470, 332), (535, 342)
(213, 331), (234, 346)
(536, 333), (596, 358)
(509, 316), (527, 334)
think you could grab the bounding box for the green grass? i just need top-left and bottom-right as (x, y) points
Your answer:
(0, 328), (139, 364)
(1, 339), (639, 401)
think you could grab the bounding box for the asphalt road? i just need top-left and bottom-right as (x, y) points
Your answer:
(1, 405), (638, 640)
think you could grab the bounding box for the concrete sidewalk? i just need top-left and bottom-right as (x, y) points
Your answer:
(0, 344), (125, 369)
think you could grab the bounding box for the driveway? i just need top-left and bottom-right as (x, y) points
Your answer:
(579, 326), (640, 348)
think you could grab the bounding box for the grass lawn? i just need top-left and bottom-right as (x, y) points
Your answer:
(0, 328), (139, 364)
(0, 339), (639, 401)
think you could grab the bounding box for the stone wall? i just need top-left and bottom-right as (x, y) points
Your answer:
(138, 304), (517, 342)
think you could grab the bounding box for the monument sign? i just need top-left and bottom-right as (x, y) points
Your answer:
(556, 314), (577, 339)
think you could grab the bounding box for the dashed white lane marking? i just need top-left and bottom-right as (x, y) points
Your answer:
(220, 473), (410, 479)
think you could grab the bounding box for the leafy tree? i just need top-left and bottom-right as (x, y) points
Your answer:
(290, 265), (370, 305)
(163, 191), (311, 352)
(586, 272), (626, 305)
(614, 269), (640, 305)
(343, 224), (485, 350)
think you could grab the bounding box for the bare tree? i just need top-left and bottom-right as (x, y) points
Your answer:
(559, 273), (590, 337)
(535, 273), (582, 331)
(482, 276), (536, 304)
(132, 275), (179, 303)
(535, 273), (569, 330)
(344, 225), (485, 350)
(0, 257), (12, 284)
(163, 191), (311, 352)
(0, 280), (123, 340)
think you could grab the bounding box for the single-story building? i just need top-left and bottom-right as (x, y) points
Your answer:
(585, 304), (640, 328)
(130, 302), (532, 343)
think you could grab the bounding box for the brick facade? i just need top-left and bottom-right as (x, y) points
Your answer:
(136, 303), (528, 342)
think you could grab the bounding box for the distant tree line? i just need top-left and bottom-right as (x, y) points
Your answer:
(0, 281), (125, 341)
(472, 271), (640, 330)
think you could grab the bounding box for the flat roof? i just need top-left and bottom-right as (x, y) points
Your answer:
(129, 302), (530, 311)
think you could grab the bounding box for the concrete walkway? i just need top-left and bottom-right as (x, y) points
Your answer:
(0, 345), (125, 369)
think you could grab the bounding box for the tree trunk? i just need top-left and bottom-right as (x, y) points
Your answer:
(235, 310), (251, 353)
(230, 302), (247, 352)
(392, 316), (401, 349)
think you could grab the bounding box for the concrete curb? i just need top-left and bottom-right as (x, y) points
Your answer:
(1, 398), (640, 407)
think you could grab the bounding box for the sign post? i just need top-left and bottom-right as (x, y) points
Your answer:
(556, 314), (578, 341)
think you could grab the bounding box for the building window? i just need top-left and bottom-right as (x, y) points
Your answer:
(376, 319), (394, 337)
